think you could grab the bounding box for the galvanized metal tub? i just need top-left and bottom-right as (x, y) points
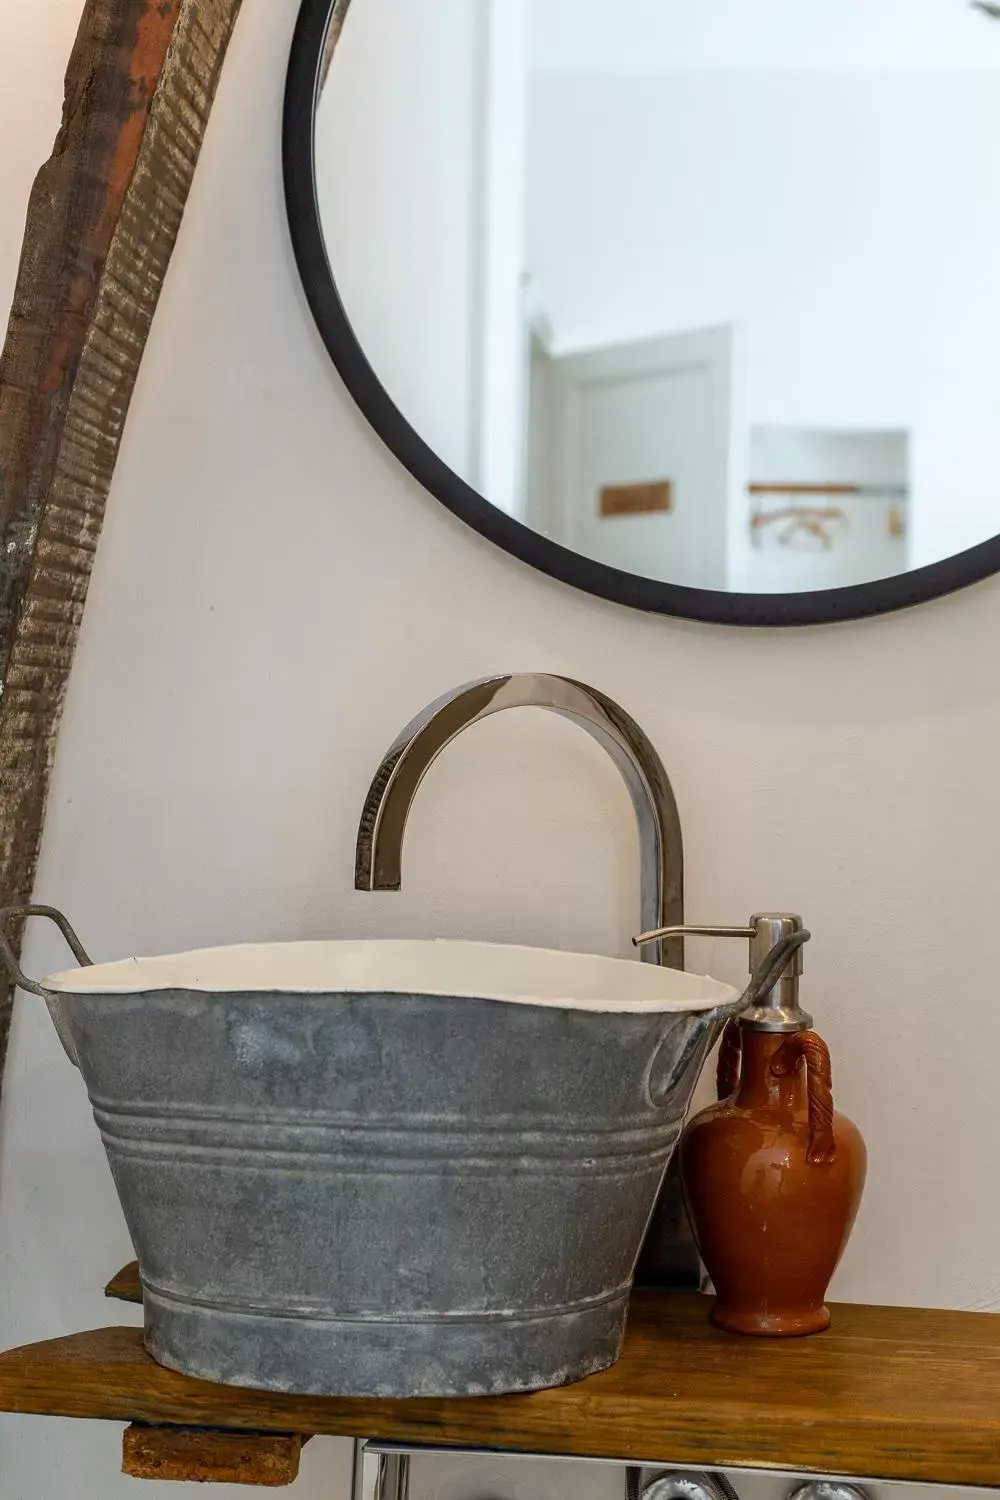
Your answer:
(4, 909), (744, 1398)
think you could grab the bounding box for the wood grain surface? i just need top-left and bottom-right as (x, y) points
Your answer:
(3, 1294), (1000, 1486)
(122, 1423), (306, 1486)
(0, 0), (243, 1094)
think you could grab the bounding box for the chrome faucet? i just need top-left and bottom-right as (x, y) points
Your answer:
(354, 674), (686, 969)
(354, 676), (808, 1290)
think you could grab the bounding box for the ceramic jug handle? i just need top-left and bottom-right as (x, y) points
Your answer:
(771, 1031), (837, 1164)
(0, 904), (93, 997)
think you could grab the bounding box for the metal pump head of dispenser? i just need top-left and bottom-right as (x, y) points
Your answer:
(632, 911), (812, 1031)
(742, 913), (812, 1033)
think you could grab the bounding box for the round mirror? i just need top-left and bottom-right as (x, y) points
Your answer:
(285, 0), (1000, 625)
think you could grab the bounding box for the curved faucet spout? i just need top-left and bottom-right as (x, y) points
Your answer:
(355, 674), (685, 970)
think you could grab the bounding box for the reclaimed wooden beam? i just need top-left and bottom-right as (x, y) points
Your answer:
(3, 1296), (1000, 1487)
(122, 1423), (307, 1487)
(0, 0), (243, 1093)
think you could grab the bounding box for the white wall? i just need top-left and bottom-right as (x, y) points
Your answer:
(525, 70), (1000, 570)
(4, 0), (1000, 1496)
(0, 3), (81, 303)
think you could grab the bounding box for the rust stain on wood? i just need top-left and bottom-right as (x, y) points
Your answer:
(122, 1424), (306, 1486)
(0, 0), (243, 1091)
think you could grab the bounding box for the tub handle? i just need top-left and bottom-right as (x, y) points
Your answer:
(0, 904), (93, 998)
(650, 932), (810, 1104)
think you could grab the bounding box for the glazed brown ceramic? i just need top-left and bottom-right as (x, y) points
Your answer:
(680, 1024), (866, 1336)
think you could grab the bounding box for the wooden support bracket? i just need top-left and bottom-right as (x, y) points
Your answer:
(122, 1424), (308, 1486)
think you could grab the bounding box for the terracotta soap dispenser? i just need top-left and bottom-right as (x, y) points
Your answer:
(680, 915), (866, 1337)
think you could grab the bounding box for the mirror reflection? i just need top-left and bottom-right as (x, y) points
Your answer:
(315, 0), (1000, 594)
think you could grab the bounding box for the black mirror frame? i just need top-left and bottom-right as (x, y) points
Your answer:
(283, 0), (1000, 627)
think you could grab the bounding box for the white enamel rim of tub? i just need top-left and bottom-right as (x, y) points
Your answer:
(42, 938), (740, 1014)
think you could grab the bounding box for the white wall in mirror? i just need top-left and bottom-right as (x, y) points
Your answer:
(315, 0), (484, 479)
(529, 0), (1000, 73)
(316, 0), (1000, 594)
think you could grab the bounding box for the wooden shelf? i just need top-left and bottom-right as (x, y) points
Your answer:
(2, 1294), (1000, 1486)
